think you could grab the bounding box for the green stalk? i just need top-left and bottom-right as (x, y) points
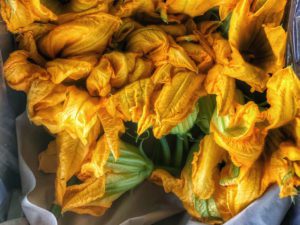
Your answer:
(174, 137), (183, 168)
(160, 137), (171, 166)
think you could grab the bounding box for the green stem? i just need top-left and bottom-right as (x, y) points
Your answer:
(160, 137), (171, 166)
(174, 137), (183, 168)
(183, 135), (189, 152)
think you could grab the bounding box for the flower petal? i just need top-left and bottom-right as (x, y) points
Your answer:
(263, 67), (300, 129)
(39, 12), (121, 58)
(192, 134), (226, 199)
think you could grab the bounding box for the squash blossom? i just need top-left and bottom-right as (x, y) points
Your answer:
(40, 135), (153, 216)
(225, 0), (287, 92)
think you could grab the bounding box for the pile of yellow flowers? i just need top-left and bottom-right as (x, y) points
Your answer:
(1, 0), (300, 224)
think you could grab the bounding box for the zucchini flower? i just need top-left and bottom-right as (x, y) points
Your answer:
(38, 12), (121, 58)
(192, 135), (227, 200)
(59, 137), (153, 215)
(158, 0), (228, 18)
(126, 26), (197, 72)
(210, 101), (266, 167)
(86, 51), (154, 97)
(265, 142), (300, 198)
(27, 80), (101, 146)
(151, 140), (227, 224)
(224, 0), (287, 92)
(0, 0), (57, 32)
(46, 54), (98, 84)
(16, 23), (55, 66)
(69, 0), (108, 12)
(205, 65), (236, 116)
(262, 67), (300, 130)
(4, 50), (49, 92)
(151, 65), (205, 138)
(111, 0), (157, 17)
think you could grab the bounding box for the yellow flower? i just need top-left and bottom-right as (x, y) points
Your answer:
(159, 0), (228, 17)
(210, 102), (266, 167)
(192, 134), (226, 200)
(86, 51), (154, 97)
(69, 0), (104, 12)
(55, 132), (91, 205)
(112, 0), (157, 17)
(151, 143), (225, 223)
(126, 26), (197, 72)
(27, 80), (101, 145)
(60, 138), (153, 215)
(4, 50), (49, 92)
(205, 65), (236, 116)
(262, 67), (300, 130)
(46, 54), (98, 84)
(0, 0), (57, 32)
(16, 23), (55, 66)
(219, 0), (237, 21)
(225, 0), (287, 92)
(38, 12), (121, 58)
(264, 142), (300, 198)
(151, 65), (206, 138)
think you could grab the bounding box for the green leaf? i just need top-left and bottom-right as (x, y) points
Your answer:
(196, 95), (216, 134)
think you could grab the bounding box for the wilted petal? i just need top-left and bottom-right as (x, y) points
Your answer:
(211, 102), (266, 167)
(108, 78), (155, 134)
(16, 23), (55, 66)
(263, 67), (300, 129)
(87, 52), (153, 97)
(4, 50), (49, 92)
(192, 134), (226, 199)
(112, 0), (156, 17)
(219, 0), (237, 21)
(0, 0), (57, 32)
(46, 54), (98, 84)
(27, 80), (67, 133)
(28, 80), (101, 144)
(113, 18), (143, 43)
(62, 177), (106, 212)
(78, 136), (110, 180)
(162, 0), (228, 17)
(69, 0), (102, 12)
(61, 87), (101, 145)
(39, 12), (121, 58)
(205, 65), (236, 116)
(226, 0), (287, 92)
(179, 42), (214, 72)
(265, 142), (300, 198)
(98, 105), (125, 159)
(225, 159), (265, 214)
(153, 68), (205, 138)
(127, 26), (197, 72)
(55, 132), (90, 205)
